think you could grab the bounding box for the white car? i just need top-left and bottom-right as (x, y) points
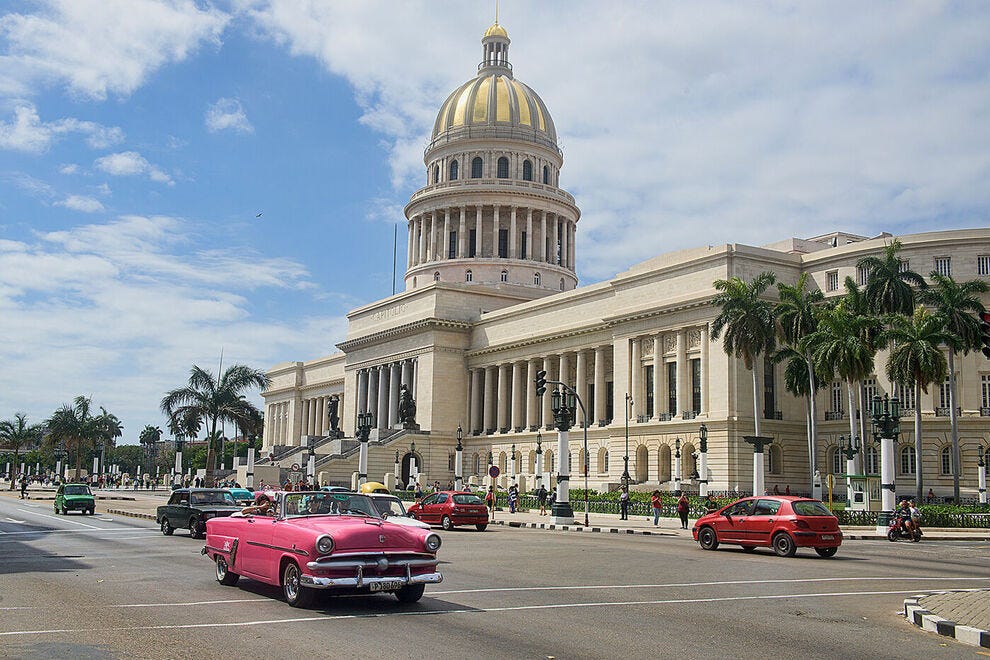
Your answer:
(368, 493), (432, 530)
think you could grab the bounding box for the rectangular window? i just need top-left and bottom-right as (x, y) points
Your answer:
(863, 378), (877, 414)
(667, 362), (678, 416)
(939, 377), (951, 409)
(901, 447), (916, 475)
(468, 229), (477, 257)
(498, 229), (508, 258)
(691, 358), (702, 414)
(521, 231), (527, 260)
(826, 270), (839, 292)
(982, 374), (990, 408)
(941, 448), (952, 475)
(448, 231), (457, 259)
(979, 256), (990, 276)
(645, 365), (654, 417)
(898, 259), (910, 273)
(763, 357), (775, 416)
(830, 381), (843, 413)
(934, 256), (951, 277)
(856, 264), (869, 286)
(899, 382), (916, 410)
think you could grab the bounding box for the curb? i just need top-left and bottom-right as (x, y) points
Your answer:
(903, 591), (990, 649)
(105, 508), (156, 521)
(492, 519), (677, 537)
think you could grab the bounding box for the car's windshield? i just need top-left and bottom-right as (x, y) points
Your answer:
(190, 491), (236, 506)
(371, 497), (406, 517)
(792, 500), (835, 517)
(284, 492), (378, 518)
(453, 494), (484, 505)
(64, 485), (91, 496)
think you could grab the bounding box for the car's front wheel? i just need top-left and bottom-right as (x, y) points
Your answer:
(441, 515), (453, 531)
(814, 546), (838, 558)
(215, 556), (240, 586)
(53, 504), (60, 515)
(698, 526), (719, 550)
(160, 518), (174, 536)
(475, 524), (487, 531)
(395, 583), (425, 603)
(189, 517), (202, 540)
(282, 562), (314, 608)
(772, 533), (797, 557)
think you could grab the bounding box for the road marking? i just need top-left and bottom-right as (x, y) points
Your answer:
(431, 575), (990, 596)
(16, 509), (102, 529)
(0, 588), (968, 636)
(0, 528), (160, 538)
(4, 518), (26, 524)
(0, 598), (267, 611)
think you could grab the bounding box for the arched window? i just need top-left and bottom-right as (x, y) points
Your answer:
(522, 159), (533, 181)
(543, 165), (549, 184)
(433, 165), (440, 184)
(940, 446), (953, 475)
(465, 270), (473, 282)
(447, 453), (454, 471)
(768, 445), (782, 475)
(471, 157), (483, 178)
(433, 271), (440, 282)
(533, 272), (541, 285)
(472, 453), (480, 474)
(496, 156), (509, 178)
(449, 160), (459, 181)
(900, 445), (916, 475)
(830, 447), (842, 476)
(499, 452), (507, 473)
(500, 269), (508, 283)
(559, 278), (565, 291)
(866, 446), (879, 474)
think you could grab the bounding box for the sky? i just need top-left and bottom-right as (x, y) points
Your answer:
(1, 0), (988, 445)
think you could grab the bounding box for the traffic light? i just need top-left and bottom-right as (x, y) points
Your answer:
(980, 311), (990, 359)
(535, 370), (547, 396)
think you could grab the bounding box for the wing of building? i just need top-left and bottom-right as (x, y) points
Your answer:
(258, 22), (990, 500)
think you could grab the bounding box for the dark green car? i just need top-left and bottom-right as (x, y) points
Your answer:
(54, 483), (96, 515)
(156, 488), (240, 539)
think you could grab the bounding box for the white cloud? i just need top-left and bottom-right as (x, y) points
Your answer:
(0, 0), (229, 100)
(59, 163), (79, 175)
(205, 97), (253, 134)
(56, 194), (104, 213)
(94, 151), (173, 185)
(0, 103), (123, 153)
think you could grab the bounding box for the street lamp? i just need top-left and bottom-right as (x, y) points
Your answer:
(870, 394), (900, 533)
(306, 435), (317, 484)
(839, 435), (861, 506)
(394, 449), (401, 486)
(356, 411), (373, 486)
(174, 437), (185, 488)
(510, 442), (516, 483)
(245, 434), (257, 490)
(622, 393), (632, 489)
(410, 441), (418, 486)
(698, 424), (709, 497)
(978, 446), (987, 505)
(54, 443), (67, 484)
(455, 425), (464, 491)
(673, 438), (682, 493)
(535, 431), (543, 491)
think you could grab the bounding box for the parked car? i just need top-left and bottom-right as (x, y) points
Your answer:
(405, 491), (489, 531)
(203, 491), (443, 607)
(54, 483), (95, 515)
(157, 489), (240, 539)
(367, 493), (431, 530)
(691, 496), (842, 557)
(227, 488), (255, 506)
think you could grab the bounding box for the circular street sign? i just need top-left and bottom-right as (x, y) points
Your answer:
(291, 463), (300, 471)
(488, 465), (500, 478)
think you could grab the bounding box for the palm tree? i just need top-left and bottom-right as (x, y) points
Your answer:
(711, 271), (777, 438)
(161, 364), (270, 486)
(775, 273), (825, 487)
(46, 396), (108, 482)
(841, 277), (882, 467)
(884, 307), (952, 503)
(139, 425), (163, 471)
(857, 239), (927, 317)
(0, 413), (41, 489)
(917, 272), (989, 502)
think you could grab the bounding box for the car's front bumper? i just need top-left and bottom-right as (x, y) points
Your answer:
(300, 571), (443, 589)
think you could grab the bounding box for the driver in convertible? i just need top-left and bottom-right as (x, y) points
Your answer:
(306, 497), (330, 515)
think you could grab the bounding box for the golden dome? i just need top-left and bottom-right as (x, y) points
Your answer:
(484, 22), (508, 38)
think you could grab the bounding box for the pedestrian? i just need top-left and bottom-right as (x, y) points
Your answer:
(548, 489), (556, 513)
(651, 490), (662, 527)
(784, 484), (790, 495)
(619, 486), (630, 520)
(537, 484), (548, 515)
(415, 482), (424, 502)
(676, 491), (690, 529)
(927, 488), (934, 503)
(485, 485), (496, 520)
(704, 493), (719, 513)
(508, 484), (518, 513)
(19, 475), (28, 499)
(773, 484), (780, 495)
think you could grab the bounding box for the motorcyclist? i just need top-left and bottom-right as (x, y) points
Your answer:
(896, 500), (916, 537)
(908, 500), (922, 535)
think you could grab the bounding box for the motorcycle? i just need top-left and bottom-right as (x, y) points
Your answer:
(887, 517), (922, 542)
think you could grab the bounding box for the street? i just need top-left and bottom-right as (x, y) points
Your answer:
(1, 493), (988, 659)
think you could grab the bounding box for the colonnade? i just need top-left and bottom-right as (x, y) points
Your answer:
(299, 394), (336, 437)
(265, 401), (291, 446)
(355, 358), (418, 431)
(407, 205), (576, 270)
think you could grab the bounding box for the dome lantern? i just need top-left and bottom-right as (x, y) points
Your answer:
(480, 22), (511, 75)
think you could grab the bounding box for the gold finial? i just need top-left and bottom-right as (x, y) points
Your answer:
(495, 0), (499, 25)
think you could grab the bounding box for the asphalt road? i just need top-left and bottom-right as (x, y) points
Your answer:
(1, 494), (988, 659)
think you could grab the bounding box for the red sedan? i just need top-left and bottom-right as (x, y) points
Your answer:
(691, 496), (842, 558)
(406, 491), (489, 531)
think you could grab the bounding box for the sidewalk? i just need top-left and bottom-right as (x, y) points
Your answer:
(904, 590), (990, 649)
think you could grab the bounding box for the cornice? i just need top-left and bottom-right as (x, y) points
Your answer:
(337, 317), (472, 352)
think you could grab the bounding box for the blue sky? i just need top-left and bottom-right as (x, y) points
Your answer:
(1, 1), (989, 444)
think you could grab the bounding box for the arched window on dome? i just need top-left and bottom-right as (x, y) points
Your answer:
(497, 156), (509, 179)
(433, 271), (440, 282)
(522, 159), (533, 181)
(465, 270), (473, 282)
(471, 157), (483, 179)
(500, 270), (508, 283)
(533, 272), (541, 285)
(543, 165), (549, 184)
(559, 278), (565, 291)
(433, 165), (440, 184)
(449, 160), (458, 181)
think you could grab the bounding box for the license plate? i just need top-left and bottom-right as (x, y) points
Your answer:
(821, 535), (834, 540)
(369, 580), (404, 592)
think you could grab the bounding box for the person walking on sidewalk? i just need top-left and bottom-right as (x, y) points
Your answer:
(485, 485), (496, 521)
(508, 484), (518, 514)
(19, 475), (28, 499)
(676, 492), (690, 529)
(619, 486), (630, 520)
(537, 484), (548, 515)
(651, 490), (662, 527)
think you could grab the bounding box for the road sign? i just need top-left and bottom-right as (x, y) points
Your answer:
(488, 465), (500, 478)
(291, 463), (300, 471)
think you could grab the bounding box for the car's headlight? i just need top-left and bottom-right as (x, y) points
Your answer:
(316, 534), (335, 555)
(202, 513), (213, 519)
(424, 533), (442, 552)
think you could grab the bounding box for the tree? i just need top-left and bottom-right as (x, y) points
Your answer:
(711, 272), (777, 438)
(139, 425), (163, 473)
(857, 239), (927, 317)
(775, 273), (825, 488)
(46, 396), (120, 482)
(161, 364), (270, 486)
(917, 272), (988, 502)
(0, 413), (41, 489)
(884, 307), (952, 503)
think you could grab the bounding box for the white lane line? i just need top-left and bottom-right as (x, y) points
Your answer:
(0, 598), (267, 611)
(16, 509), (102, 529)
(0, 528), (157, 538)
(2, 588), (978, 636)
(4, 518), (26, 523)
(94, 535), (161, 541)
(431, 575), (990, 595)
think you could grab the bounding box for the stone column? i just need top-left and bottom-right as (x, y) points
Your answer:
(471, 368), (484, 433)
(509, 207), (517, 258)
(474, 206), (483, 258)
(407, 217), (415, 268)
(511, 361), (524, 431)
(653, 335), (662, 419)
(401, 359), (413, 391)
(542, 356), (553, 428)
(367, 368), (379, 424)
(549, 213), (558, 264)
(569, 220), (576, 272)
(594, 346), (606, 424)
(301, 399), (310, 436)
(357, 370), (369, 414)
(676, 330), (687, 417)
(483, 365), (496, 433)
(559, 352), (571, 401)
(575, 350), (587, 425)
(310, 398), (318, 436)
(377, 365), (389, 430)
(442, 209), (450, 260)
(388, 363), (401, 427)
(497, 363), (510, 432)
(539, 211), (547, 262)
(560, 218), (568, 268)
(526, 359), (538, 428)
(700, 324), (710, 414)
(631, 338), (642, 419)
(526, 209), (533, 260)
(493, 205), (500, 258)
(417, 215), (426, 264)
(458, 206), (467, 258)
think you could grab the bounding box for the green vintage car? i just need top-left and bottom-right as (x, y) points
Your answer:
(55, 483), (96, 515)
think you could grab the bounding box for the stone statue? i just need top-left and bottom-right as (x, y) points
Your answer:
(398, 385), (417, 428)
(326, 395), (340, 434)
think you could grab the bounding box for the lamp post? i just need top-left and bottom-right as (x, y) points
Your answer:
(977, 446), (986, 505)
(356, 411), (373, 487)
(698, 424), (709, 497)
(174, 437), (185, 488)
(622, 393), (632, 489)
(549, 387), (576, 524)
(839, 435), (860, 506)
(510, 443), (516, 484)
(93, 441), (103, 483)
(393, 449), (400, 485)
(306, 436), (316, 485)
(454, 425), (464, 491)
(742, 435), (773, 496)
(410, 441), (418, 487)
(245, 434), (256, 490)
(54, 444), (66, 485)
(870, 394), (900, 534)
(534, 431), (543, 492)
(673, 438), (682, 493)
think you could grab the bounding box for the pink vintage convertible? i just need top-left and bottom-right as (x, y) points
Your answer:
(203, 490), (443, 607)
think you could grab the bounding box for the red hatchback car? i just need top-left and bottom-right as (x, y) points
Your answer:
(692, 496), (842, 558)
(406, 491), (489, 531)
